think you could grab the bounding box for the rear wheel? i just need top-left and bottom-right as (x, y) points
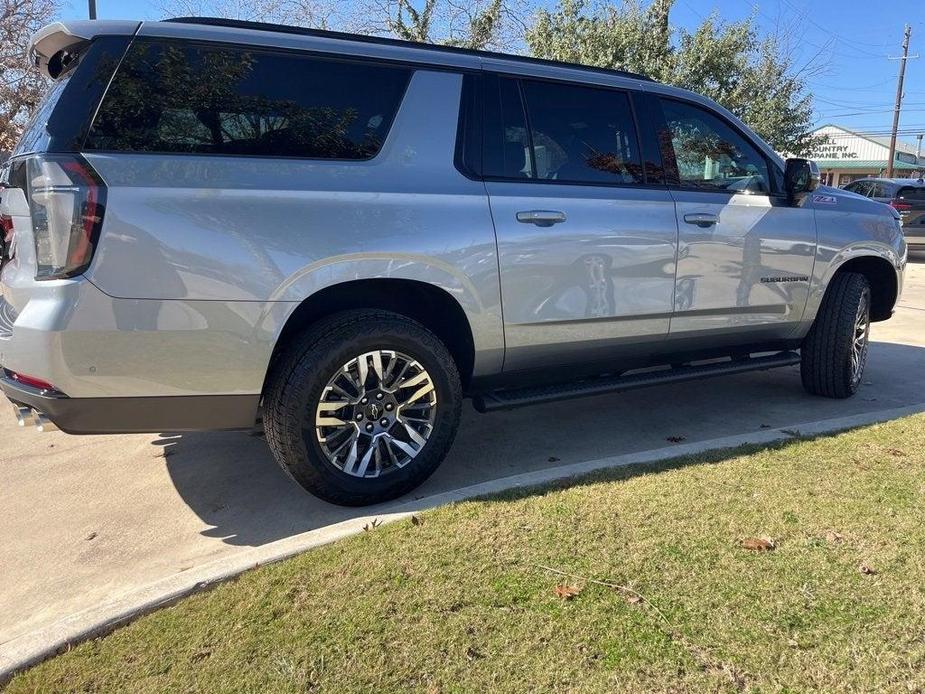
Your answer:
(263, 310), (462, 506)
(801, 272), (871, 399)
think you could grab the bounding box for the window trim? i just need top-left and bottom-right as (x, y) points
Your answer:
(454, 73), (483, 180)
(654, 95), (784, 198)
(82, 36), (424, 163)
(478, 70), (665, 190)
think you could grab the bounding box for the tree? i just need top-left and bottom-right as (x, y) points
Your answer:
(157, 0), (344, 28)
(353, 0), (525, 49)
(525, 0), (825, 155)
(159, 0), (524, 50)
(0, 0), (59, 152)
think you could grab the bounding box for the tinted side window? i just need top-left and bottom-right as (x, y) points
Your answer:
(521, 80), (643, 184)
(86, 41), (411, 159)
(483, 76), (532, 179)
(660, 99), (770, 194)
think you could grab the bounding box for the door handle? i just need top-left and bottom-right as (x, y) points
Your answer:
(683, 213), (719, 228)
(516, 210), (567, 227)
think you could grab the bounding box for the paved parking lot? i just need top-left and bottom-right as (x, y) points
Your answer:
(2, 256), (924, 655)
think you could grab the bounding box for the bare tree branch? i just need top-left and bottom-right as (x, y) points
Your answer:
(0, 0), (59, 152)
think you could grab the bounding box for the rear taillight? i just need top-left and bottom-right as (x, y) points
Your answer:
(889, 199), (912, 213)
(0, 213), (13, 245)
(25, 154), (105, 280)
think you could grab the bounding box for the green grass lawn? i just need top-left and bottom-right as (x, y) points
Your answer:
(8, 415), (925, 693)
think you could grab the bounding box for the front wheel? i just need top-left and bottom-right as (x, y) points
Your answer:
(263, 310), (462, 506)
(801, 272), (871, 399)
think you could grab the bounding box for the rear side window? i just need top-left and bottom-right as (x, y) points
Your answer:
(483, 77), (531, 179)
(483, 76), (644, 185)
(520, 80), (643, 184)
(86, 41), (412, 159)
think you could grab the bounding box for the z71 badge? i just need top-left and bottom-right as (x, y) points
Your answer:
(812, 194), (837, 205)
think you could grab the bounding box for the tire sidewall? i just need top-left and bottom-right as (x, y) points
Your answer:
(842, 284), (871, 394)
(269, 315), (461, 504)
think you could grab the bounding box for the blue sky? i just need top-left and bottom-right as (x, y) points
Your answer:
(60, 0), (925, 148)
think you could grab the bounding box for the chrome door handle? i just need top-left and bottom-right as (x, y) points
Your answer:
(683, 213), (719, 228)
(516, 210), (567, 227)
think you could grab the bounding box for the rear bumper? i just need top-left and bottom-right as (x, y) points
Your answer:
(1, 375), (259, 434)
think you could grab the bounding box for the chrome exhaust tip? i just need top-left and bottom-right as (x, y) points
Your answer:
(34, 412), (57, 432)
(13, 404), (34, 427)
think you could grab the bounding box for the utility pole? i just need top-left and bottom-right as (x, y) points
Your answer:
(918, 134), (925, 181)
(886, 25), (916, 177)
(88, 0), (96, 19)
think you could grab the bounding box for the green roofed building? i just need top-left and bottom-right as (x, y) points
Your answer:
(806, 125), (923, 187)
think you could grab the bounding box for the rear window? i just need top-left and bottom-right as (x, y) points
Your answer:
(86, 41), (412, 159)
(898, 185), (925, 200)
(11, 76), (72, 158)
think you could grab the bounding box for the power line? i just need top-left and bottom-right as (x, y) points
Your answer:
(814, 96), (925, 108)
(808, 78), (896, 93)
(820, 108), (925, 117)
(776, 0), (895, 54)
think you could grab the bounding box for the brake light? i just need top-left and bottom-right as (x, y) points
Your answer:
(25, 154), (105, 280)
(889, 199), (912, 212)
(6, 370), (58, 392)
(0, 213), (12, 244)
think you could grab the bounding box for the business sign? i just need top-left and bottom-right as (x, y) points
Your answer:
(810, 143), (859, 160)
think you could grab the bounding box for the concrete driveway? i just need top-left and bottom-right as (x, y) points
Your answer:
(2, 257), (924, 659)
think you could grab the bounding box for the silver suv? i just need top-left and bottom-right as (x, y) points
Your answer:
(0, 18), (907, 505)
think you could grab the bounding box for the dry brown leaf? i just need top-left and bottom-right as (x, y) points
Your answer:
(411, 515), (423, 526)
(859, 563), (877, 575)
(626, 594), (643, 605)
(554, 584), (582, 600)
(740, 537), (775, 551)
(825, 530), (844, 544)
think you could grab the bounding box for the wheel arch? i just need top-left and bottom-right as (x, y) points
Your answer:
(266, 278), (478, 391)
(830, 255), (899, 322)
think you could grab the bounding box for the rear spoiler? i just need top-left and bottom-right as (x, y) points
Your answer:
(29, 20), (140, 78)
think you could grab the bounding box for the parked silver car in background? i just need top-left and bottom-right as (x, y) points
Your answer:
(0, 18), (906, 505)
(841, 177), (925, 252)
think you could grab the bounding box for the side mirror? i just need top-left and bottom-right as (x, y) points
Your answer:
(784, 158), (821, 197)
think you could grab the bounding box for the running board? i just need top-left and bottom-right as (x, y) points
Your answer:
(472, 351), (801, 413)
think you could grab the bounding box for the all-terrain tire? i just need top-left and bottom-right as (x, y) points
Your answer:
(801, 272), (871, 399)
(263, 309), (463, 506)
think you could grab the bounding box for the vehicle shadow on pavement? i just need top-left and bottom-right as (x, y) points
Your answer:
(154, 340), (925, 548)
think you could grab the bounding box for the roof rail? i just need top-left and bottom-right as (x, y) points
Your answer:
(163, 16), (654, 83)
